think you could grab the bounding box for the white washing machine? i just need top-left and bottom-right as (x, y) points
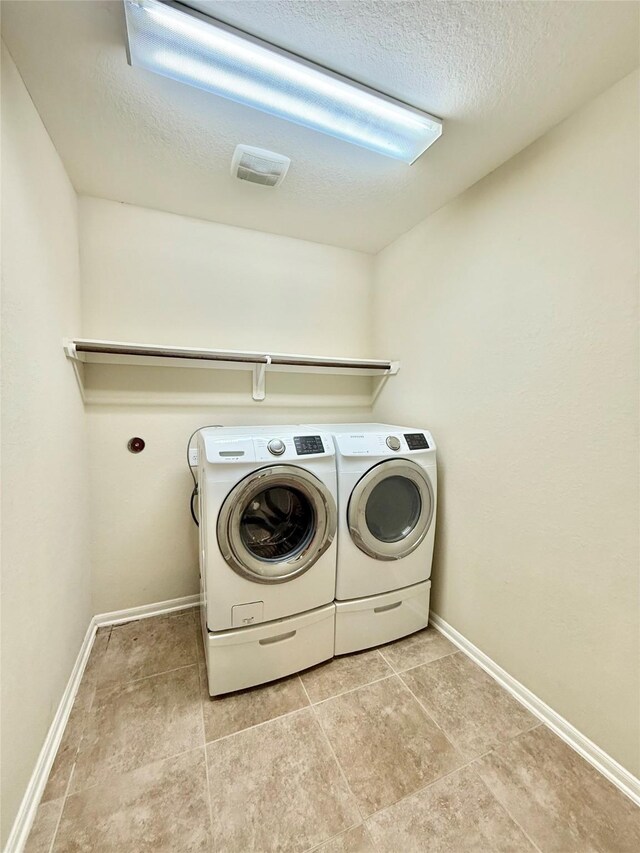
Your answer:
(196, 426), (338, 695)
(304, 423), (437, 654)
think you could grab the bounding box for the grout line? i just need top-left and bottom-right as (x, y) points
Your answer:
(379, 646), (459, 675)
(396, 667), (543, 766)
(200, 667), (413, 747)
(301, 676), (367, 825)
(376, 647), (393, 669)
(204, 702), (311, 747)
(302, 823), (369, 853)
(392, 671), (495, 795)
(95, 661), (199, 693)
(311, 672), (397, 707)
(395, 671), (470, 760)
(45, 766), (76, 853)
(467, 764), (544, 853)
(60, 744), (208, 802)
(396, 656), (544, 753)
(297, 674), (312, 706)
(199, 678), (216, 842)
(395, 648), (460, 674)
(363, 753), (489, 825)
(201, 666), (394, 747)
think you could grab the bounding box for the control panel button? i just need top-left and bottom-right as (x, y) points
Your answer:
(386, 435), (401, 451)
(294, 435), (324, 455)
(267, 438), (286, 456)
(404, 433), (429, 450)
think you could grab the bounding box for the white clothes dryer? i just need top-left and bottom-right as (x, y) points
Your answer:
(196, 426), (337, 695)
(304, 423), (437, 654)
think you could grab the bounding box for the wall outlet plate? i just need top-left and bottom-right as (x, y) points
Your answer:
(189, 447), (198, 467)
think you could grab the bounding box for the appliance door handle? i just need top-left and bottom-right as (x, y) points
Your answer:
(374, 601), (402, 614)
(259, 630), (296, 646)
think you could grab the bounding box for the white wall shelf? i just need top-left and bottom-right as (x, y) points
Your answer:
(63, 338), (399, 402)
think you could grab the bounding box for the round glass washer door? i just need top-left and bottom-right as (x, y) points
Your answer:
(348, 459), (434, 561)
(217, 465), (337, 583)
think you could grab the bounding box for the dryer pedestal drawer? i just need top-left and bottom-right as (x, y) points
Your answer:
(203, 603), (334, 696)
(334, 581), (430, 655)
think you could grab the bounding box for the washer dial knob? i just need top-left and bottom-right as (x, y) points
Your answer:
(386, 435), (401, 452)
(267, 438), (286, 456)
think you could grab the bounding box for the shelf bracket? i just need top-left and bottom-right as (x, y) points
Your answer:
(370, 360), (399, 406)
(63, 339), (86, 402)
(252, 356), (271, 401)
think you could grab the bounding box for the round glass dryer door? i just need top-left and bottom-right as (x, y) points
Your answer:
(348, 459), (434, 560)
(217, 466), (337, 583)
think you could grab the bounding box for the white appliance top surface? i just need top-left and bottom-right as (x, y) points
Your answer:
(198, 425), (302, 435)
(306, 422), (428, 433)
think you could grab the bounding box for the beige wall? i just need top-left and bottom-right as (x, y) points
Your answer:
(373, 71), (639, 775)
(78, 198), (374, 612)
(0, 44), (91, 844)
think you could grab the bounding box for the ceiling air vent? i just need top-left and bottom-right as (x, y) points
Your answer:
(231, 145), (291, 187)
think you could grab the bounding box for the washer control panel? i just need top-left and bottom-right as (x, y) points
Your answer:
(404, 433), (430, 450)
(294, 435), (324, 455)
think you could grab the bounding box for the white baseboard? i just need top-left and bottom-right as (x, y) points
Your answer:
(429, 611), (640, 807)
(6, 594), (201, 852)
(94, 594), (199, 627)
(4, 619), (97, 853)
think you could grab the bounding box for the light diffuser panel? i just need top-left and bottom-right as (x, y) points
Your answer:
(123, 0), (442, 163)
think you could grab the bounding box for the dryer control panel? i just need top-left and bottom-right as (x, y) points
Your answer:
(335, 430), (435, 457)
(404, 433), (430, 450)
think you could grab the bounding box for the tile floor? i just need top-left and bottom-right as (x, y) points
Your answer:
(26, 610), (639, 852)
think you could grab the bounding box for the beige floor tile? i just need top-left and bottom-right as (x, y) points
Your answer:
(475, 725), (640, 852)
(202, 669), (309, 742)
(24, 798), (64, 853)
(378, 627), (457, 672)
(366, 765), (536, 852)
(313, 824), (377, 852)
(315, 676), (463, 816)
(300, 650), (392, 703)
(53, 748), (211, 852)
(206, 708), (360, 852)
(71, 665), (203, 793)
(402, 652), (538, 759)
(97, 612), (197, 688)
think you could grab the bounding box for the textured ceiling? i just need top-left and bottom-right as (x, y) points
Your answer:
(2, 1), (638, 253)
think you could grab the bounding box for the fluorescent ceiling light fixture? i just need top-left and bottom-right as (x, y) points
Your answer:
(123, 0), (442, 163)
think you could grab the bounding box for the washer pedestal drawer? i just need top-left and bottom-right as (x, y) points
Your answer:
(203, 603), (335, 696)
(334, 581), (430, 655)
